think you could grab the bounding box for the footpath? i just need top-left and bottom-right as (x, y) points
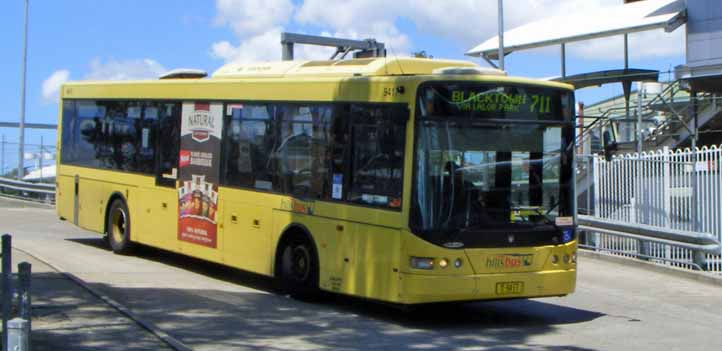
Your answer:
(7, 249), (171, 351)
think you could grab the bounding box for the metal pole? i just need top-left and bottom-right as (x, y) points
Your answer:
(624, 33), (631, 142)
(2, 234), (12, 351)
(40, 135), (43, 180)
(497, 0), (505, 70)
(282, 42), (294, 61)
(17, 0), (29, 180)
(1, 135), (5, 176)
(689, 90), (706, 269)
(637, 83), (643, 154)
(561, 43), (566, 79)
(624, 33), (629, 71)
(18, 262), (31, 336)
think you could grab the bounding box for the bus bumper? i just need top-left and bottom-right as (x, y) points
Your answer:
(397, 269), (576, 304)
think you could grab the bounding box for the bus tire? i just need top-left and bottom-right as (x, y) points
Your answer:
(106, 199), (135, 255)
(277, 233), (319, 298)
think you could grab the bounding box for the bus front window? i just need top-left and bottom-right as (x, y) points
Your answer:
(411, 83), (574, 247)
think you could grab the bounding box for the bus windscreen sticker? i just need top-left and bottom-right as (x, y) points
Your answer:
(178, 102), (223, 248)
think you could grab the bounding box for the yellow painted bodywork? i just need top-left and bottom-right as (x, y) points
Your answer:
(56, 58), (576, 304)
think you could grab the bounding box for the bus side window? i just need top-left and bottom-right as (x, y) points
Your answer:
(223, 104), (275, 190)
(156, 102), (180, 185)
(60, 100), (77, 165)
(347, 104), (407, 208)
(273, 104), (333, 199)
(326, 105), (350, 201)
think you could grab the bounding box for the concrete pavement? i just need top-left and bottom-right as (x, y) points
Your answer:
(5, 248), (172, 351)
(2, 198), (722, 350)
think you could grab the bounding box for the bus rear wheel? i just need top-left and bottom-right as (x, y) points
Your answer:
(278, 235), (319, 298)
(107, 199), (135, 255)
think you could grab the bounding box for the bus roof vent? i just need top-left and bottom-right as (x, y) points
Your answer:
(159, 69), (208, 79)
(432, 66), (506, 76)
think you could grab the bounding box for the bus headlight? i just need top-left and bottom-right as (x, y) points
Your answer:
(438, 258), (449, 269)
(563, 254), (570, 264)
(410, 257), (435, 270)
(571, 251), (577, 263)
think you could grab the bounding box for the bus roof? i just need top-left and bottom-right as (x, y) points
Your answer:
(210, 57), (479, 79)
(61, 58), (575, 96)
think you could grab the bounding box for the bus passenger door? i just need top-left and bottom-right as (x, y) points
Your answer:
(139, 103), (181, 251)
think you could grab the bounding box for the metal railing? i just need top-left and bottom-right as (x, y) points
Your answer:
(0, 177), (55, 204)
(0, 136), (56, 179)
(583, 146), (722, 273)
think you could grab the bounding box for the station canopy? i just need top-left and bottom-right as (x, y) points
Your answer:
(466, 0), (687, 59)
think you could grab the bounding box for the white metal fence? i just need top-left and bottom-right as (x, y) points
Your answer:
(584, 146), (722, 273)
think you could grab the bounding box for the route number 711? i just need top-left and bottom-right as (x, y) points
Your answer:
(530, 95), (551, 113)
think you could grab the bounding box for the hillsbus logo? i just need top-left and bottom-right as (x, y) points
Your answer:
(486, 254), (534, 269)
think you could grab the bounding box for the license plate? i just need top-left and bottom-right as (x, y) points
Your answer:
(495, 281), (524, 296)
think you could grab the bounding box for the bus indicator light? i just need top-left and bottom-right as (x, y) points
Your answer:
(454, 258), (463, 268)
(410, 257), (434, 270)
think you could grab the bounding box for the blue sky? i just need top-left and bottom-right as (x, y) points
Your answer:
(0, 0), (686, 158)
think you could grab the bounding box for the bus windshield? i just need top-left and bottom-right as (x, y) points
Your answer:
(411, 83), (575, 246)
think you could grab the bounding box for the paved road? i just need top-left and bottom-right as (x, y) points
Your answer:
(8, 249), (172, 351)
(2, 198), (722, 351)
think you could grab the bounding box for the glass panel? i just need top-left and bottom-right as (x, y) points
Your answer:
(155, 102), (181, 185)
(61, 99), (159, 175)
(224, 104), (276, 190)
(348, 105), (406, 208)
(60, 100), (77, 164)
(274, 105), (334, 198)
(413, 122), (569, 232)
(74, 100), (107, 169)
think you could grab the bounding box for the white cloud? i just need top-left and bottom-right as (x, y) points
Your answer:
(214, 0), (294, 36)
(295, 0), (410, 54)
(210, 0), (683, 64)
(211, 28), (285, 63)
(85, 58), (167, 80)
(569, 26), (685, 61)
(42, 69), (70, 102)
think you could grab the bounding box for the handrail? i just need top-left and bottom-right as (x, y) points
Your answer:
(0, 177), (55, 195)
(577, 214), (720, 255)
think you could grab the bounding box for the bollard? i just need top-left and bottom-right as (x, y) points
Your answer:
(18, 262), (31, 332)
(7, 318), (29, 351)
(2, 234), (12, 351)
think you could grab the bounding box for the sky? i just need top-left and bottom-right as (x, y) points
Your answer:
(0, 0), (686, 167)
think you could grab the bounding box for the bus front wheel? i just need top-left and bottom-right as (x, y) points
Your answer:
(107, 199), (135, 255)
(278, 234), (319, 298)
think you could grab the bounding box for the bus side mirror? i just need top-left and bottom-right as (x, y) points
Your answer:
(602, 130), (617, 161)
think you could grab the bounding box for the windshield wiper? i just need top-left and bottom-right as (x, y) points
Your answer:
(529, 207), (564, 233)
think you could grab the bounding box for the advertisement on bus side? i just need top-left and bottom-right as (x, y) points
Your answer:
(178, 102), (223, 248)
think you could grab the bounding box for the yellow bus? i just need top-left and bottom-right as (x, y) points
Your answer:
(56, 58), (577, 304)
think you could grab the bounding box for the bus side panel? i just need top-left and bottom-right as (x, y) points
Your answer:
(136, 187), (179, 251)
(222, 199), (273, 276)
(77, 178), (107, 233)
(352, 225), (402, 302)
(56, 174), (75, 221)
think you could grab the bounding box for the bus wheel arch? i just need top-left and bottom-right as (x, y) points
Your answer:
(105, 194), (135, 255)
(274, 224), (320, 296)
